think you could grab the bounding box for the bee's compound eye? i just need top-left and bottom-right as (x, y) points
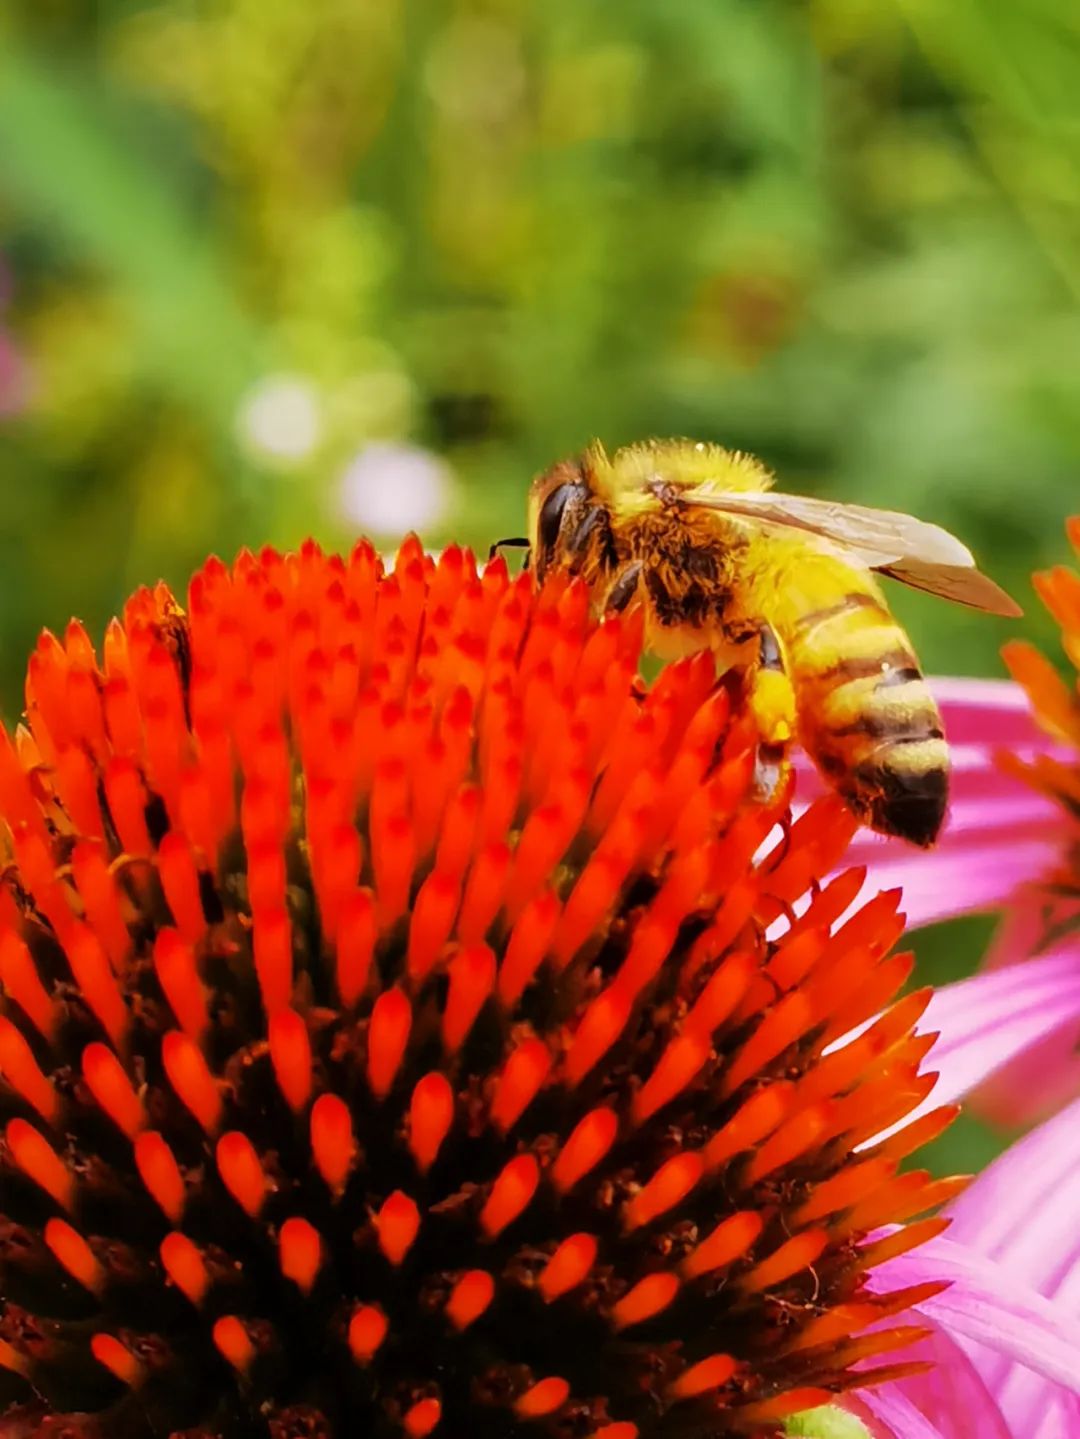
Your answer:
(537, 483), (582, 558)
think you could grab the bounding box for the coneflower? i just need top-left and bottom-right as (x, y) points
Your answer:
(0, 537), (956, 1438)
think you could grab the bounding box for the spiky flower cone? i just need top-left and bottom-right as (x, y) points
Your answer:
(0, 539), (957, 1439)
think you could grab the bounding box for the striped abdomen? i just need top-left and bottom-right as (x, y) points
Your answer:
(783, 584), (948, 847)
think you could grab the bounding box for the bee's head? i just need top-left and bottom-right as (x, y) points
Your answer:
(526, 457), (594, 581)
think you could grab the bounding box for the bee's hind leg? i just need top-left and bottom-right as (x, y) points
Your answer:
(746, 623), (797, 803)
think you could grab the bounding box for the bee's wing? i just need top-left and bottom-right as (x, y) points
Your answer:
(679, 488), (1022, 617)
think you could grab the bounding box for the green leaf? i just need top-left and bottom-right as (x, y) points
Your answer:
(785, 1404), (873, 1439)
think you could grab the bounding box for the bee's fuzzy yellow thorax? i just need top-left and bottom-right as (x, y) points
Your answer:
(588, 438), (774, 505)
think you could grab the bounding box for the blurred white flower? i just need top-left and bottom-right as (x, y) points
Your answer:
(237, 374), (323, 462)
(339, 442), (452, 538)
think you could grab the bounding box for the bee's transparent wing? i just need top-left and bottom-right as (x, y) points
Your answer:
(680, 488), (1022, 617)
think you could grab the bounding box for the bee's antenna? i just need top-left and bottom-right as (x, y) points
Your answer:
(488, 536), (530, 562)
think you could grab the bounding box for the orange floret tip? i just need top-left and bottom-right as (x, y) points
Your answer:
(0, 537), (948, 1437)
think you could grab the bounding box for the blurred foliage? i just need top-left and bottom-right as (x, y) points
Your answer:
(1, 1), (1079, 1165)
(3, 0), (1080, 687)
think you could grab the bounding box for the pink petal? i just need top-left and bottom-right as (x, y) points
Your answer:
(1032, 1393), (1080, 1439)
(850, 1389), (948, 1439)
(972, 1016), (1080, 1127)
(918, 949), (1080, 1106)
(928, 676), (1049, 747)
(851, 1328), (1012, 1439)
(947, 1091), (1080, 1268)
(871, 1235), (1080, 1401)
(995, 1251), (1080, 1429)
(862, 951), (1080, 1146)
(938, 1097), (1080, 1423)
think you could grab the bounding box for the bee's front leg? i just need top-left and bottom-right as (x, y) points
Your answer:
(722, 621), (796, 803)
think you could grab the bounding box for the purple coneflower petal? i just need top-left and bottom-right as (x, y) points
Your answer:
(852, 1328), (1012, 1438)
(873, 1235), (1080, 1401)
(856, 950), (1080, 1149)
(947, 1091), (1080, 1267)
(917, 949), (1080, 1105)
(852, 1387), (949, 1439)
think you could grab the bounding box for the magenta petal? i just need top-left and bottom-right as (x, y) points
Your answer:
(972, 1016), (1080, 1127)
(852, 1327), (1012, 1439)
(1032, 1393), (1080, 1439)
(928, 676), (1048, 747)
(850, 1389), (948, 1439)
(916, 949), (1080, 1105)
(947, 1091), (1080, 1268)
(871, 1235), (1080, 1401)
(942, 1093), (1080, 1424)
(858, 950), (1080, 1148)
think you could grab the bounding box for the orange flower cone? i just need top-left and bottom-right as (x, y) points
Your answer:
(0, 538), (956, 1437)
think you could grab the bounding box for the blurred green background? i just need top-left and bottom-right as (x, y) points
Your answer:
(1, 0), (1078, 1166)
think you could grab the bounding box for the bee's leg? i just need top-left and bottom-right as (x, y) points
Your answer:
(604, 561), (644, 614)
(488, 536), (530, 563)
(745, 622), (797, 803)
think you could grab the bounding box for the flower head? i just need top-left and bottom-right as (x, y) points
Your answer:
(0, 539), (956, 1437)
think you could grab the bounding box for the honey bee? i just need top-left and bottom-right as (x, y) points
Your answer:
(520, 439), (1020, 847)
